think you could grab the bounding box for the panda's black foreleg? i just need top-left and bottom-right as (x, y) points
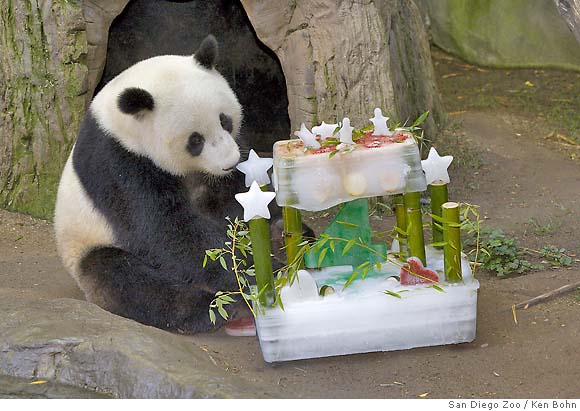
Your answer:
(79, 246), (224, 333)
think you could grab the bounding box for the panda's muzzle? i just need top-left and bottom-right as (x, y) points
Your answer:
(222, 166), (235, 172)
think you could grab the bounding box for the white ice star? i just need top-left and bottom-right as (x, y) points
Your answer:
(236, 149), (273, 187)
(294, 123), (320, 149)
(339, 117), (354, 145)
(235, 181), (277, 221)
(311, 121), (338, 140)
(421, 147), (454, 184)
(370, 108), (393, 136)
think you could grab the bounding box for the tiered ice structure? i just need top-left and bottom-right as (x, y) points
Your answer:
(272, 135), (426, 211)
(235, 109), (479, 363)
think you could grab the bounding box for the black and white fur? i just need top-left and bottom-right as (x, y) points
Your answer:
(54, 36), (248, 333)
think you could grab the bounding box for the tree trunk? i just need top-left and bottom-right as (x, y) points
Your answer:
(0, 0), (87, 218)
(554, 0), (580, 43)
(240, 0), (444, 139)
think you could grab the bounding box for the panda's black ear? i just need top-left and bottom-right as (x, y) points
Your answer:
(118, 87), (154, 116)
(194, 34), (218, 69)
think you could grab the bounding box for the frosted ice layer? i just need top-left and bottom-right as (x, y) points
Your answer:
(255, 247), (479, 362)
(272, 132), (427, 211)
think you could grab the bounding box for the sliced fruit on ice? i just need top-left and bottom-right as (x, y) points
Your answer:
(400, 256), (439, 285)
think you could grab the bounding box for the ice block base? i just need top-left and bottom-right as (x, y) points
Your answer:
(255, 250), (479, 363)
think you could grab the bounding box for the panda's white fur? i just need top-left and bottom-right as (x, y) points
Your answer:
(54, 36), (248, 332)
(91, 54), (242, 177)
(54, 154), (114, 296)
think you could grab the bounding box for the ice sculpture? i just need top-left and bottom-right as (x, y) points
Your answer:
(230, 108), (479, 363)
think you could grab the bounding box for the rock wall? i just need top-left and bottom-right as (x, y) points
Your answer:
(240, 0), (444, 138)
(0, 0), (87, 218)
(416, 0), (580, 71)
(554, 0), (580, 44)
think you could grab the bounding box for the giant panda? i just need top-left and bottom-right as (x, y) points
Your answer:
(54, 35), (250, 333)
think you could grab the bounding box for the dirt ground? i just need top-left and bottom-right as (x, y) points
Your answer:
(1, 50), (579, 398)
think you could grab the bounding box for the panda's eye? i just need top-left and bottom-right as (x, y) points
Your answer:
(186, 132), (205, 157)
(220, 113), (233, 133)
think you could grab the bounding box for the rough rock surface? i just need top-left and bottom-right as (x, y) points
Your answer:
(240, 0), (444, 139)
(416, 0), (580, 71)
(0, 375), (111, 399)
(0, 0), (88, 218)
(0, 291), (267, 398)
(554, 0), (580, 44)
(83, 0), (130, 103)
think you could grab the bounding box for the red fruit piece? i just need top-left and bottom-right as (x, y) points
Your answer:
(225, 316), (256, 337)
(400, 257), (439, 285)
(310, 145), (337, 154)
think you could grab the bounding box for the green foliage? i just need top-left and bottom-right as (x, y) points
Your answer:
(526, 217), (561, 236)
(539, 245), (573, 267)
(204, 217), (258, 324)
(477, 230), (535, 277)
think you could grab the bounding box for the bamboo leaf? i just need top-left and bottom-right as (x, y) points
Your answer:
(343, 271), (360, 289)
(356, 261), (371, 270)
(429, 284), (445, 293)
(429, 241), (448, 248)
(318, 248), (329, 267)
(219, 256), (227, 270)
(393, 226), (408, 236)
(384, 290), (402, 299)
(217, 305), (229, 320)
(337, 220), (359, 228)
(342, 239), (357, 255)
(412, 111), (430, 127)
(314, 237), (329, 252)
(209, 309), (216, 324)
(220, 295), (236, 303)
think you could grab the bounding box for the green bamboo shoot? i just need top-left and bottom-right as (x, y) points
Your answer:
(403, 192), (426, 265)
(429, 182), (448, 246)
(249, 218), (275, 306)
(282, 206), (303, 266)
(442, 201), (462, 283)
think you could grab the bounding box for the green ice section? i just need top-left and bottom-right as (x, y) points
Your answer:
(304, 199), (388, 269)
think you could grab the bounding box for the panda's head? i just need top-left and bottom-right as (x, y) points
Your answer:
(91, 35), (242, 177)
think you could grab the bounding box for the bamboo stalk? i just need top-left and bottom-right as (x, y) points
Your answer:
(429, 182), (448, 246)
(403, 192), (426, 265)
(513, 281), (580, 310)
(442, 201), (462, 283)
(393, 194), (407, 259)
(282, 206), (303, 267)
(249, 218), (275, 306)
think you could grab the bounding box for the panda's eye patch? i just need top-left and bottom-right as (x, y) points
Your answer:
(220, 113), (233, 133)
(186, 132), (205, 157)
